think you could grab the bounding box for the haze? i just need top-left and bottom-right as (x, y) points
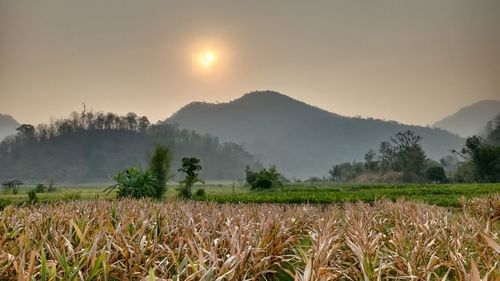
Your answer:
(1, 0), (498, 125)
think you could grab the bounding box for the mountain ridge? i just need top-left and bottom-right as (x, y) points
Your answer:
(433, 100), (500, 137)
(166, 91), (464, 178)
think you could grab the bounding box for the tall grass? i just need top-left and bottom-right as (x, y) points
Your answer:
(0, 195), (498, 280)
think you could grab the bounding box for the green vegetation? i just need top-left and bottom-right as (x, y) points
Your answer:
(105, 145), (173, 199)
(245, 165), (283, 189)
(177, 157), (204, 198)
(453, 134), (500, 182)
(149, 145), (174, 198)
(1, 183), (499, 207)
(202, 183), (500, 206)
(328, 127), (500, 184)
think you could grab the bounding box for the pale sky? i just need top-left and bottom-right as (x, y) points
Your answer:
(1, 0), (499, 125)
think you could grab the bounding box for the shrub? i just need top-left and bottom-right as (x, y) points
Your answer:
(27, 190), (38, 204)
(425, 166), (447, 183)
(106, 145), (173, 199)
(194, 188), (206, 198)
(246, 166), (283, 190)
(0, 198), (11, 210)
(106, 168), (155, 199)
(35, 184), (47, 193)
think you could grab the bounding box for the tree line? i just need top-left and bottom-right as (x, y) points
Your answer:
(328, 115), (500, 183)
(0, 109), (261, 182)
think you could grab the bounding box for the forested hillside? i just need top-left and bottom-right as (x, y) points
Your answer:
(0, 111), (260, 183)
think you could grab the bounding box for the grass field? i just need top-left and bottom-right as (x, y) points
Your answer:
(1, 183), (500, 207)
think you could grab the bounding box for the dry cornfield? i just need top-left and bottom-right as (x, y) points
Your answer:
(0, 196), (499, 280)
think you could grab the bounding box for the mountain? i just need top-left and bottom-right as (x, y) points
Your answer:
(166, 91), (465, 178)
(433, 100), (500, 137)
(0, 112), (260, 183)
(0, 114), (19, 141)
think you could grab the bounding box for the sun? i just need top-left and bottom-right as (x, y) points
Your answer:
(200, 52), (216, 68)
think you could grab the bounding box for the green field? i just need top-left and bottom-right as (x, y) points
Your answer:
(2, 182), (500, 207)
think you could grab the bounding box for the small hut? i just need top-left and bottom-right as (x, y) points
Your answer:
(2, 179), (23, 188)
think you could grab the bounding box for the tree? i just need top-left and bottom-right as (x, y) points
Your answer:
(16, 124), (35, 142)
(328, 165), (342, 182)
(364, 149), (378, 171)
(246, 166), (282, 190)
(177, 157), (204, 198)
(455, 136), (500, 182)
(328, 162), (364, 182)
(148, 145), (173, 199)
(378, 141), (393, 172)
(390, 130), (426, 175)
(138, 116), (150, 133)
(425, 166), (447, 183)
(125, 112), (138, 131)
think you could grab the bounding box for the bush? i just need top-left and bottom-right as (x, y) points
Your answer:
(35, 184), (47, 193)
(27, 190), (38, 204)
(0, 198), (11, 210)
(106, 145), (173, 199)
(106, 168), (155, 199)
(425, 166), (447, 183)
(194, 188), (206, 198)
(246, 166), (283, 190)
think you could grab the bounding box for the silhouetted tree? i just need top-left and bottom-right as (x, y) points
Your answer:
(378, 141), (393, 172)
(16, 124), (35, 143)
(364, 149), (378, 171)
(390, 130), (426, 175)
(178, 157), (204, 198)
(138, 116), (150, 132)
(425, 166), (447, 183)
(454, 135), (500, 182)
(125, 112), (138, 131)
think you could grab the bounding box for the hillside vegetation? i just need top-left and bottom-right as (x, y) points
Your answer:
(166, 91), (465, 177)
(0, 111), (260, 183)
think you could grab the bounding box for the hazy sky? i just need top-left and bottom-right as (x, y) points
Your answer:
(1, 0), (499, 125)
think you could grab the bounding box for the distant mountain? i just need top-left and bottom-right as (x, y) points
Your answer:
(433, 100), (500, 137)
(166, 91), (465, 178)
(0, 114), (19, 140)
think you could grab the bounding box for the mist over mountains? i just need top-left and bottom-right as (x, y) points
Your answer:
(433, 100), (500, 137)
(0, 114), (19, 141)
(166, 91), (465, 178)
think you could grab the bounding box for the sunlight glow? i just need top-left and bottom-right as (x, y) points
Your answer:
(200, 52), (216, 68)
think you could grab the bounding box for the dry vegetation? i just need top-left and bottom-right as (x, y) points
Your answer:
(0, 196), (499, 280)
